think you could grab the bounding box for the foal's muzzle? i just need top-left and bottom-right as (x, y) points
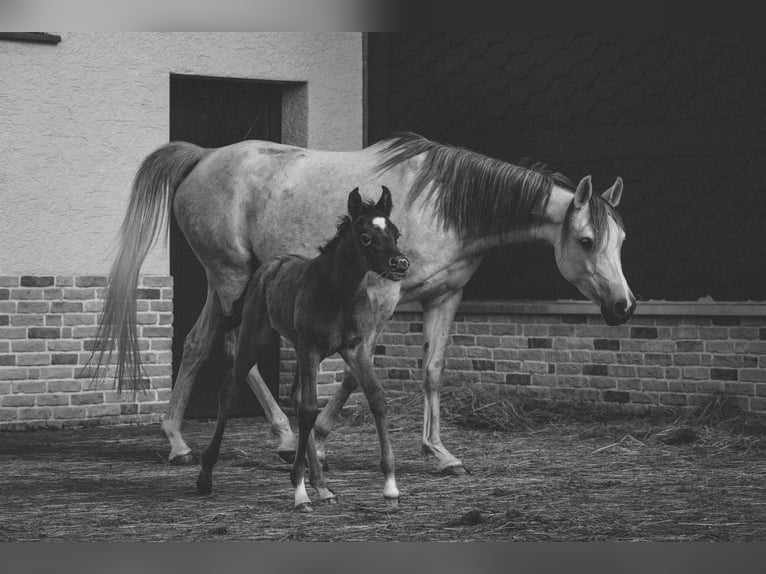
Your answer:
(387, 255), (410, 280)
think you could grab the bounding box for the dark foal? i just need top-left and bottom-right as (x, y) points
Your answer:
(196, 186), (410, 511)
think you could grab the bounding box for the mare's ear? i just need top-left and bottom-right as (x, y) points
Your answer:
(347, 187), (362, 219)
(375, 185), (393, 217)
(573, 175), (593, 209)
(602, 177), (623, 207)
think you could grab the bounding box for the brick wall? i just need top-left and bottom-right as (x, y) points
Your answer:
(366, 305), (766, 415)
(0, 275), (173, 429)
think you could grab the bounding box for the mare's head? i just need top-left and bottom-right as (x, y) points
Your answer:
(347, 186), (409, 281)
(555, 176), (636, 326)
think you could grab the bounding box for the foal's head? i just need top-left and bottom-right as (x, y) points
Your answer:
(346, 186), (409, 281)
(554, 176), (636, 326)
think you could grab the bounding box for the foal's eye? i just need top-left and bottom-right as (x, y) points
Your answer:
(360, 233), (372, 246)
(579, 237), (594, 251)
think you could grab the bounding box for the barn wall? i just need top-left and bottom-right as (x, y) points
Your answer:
(0, 275), (172, 428)
(370, 308), (766, 415)
(0, 33), (364, 429)
(280, 304), (766, 416)
(0, 32), (363, 276)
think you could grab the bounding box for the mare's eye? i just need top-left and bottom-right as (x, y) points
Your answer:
(360, 233), (372, 247)
(579, 237), (594, 251)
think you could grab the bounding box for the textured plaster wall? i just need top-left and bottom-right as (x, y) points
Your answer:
(0, 32), (363, 275)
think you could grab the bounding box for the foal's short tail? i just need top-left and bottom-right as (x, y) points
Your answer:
(84, 142), (208, 392)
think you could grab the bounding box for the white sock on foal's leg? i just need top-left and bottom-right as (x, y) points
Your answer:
(383, 476), (399, 508)
(294, 477), (312, 511)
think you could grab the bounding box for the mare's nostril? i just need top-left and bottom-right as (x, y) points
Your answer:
(615, 299), (629, 316)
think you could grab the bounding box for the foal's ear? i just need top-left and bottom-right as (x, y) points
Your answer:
(375, 185), (393, 217)
(348, 187), (362, 218)
(573, 175), (593, 209)
(602, 177), (623, 207)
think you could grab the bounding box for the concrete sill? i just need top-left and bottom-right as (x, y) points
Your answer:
(396, 299), (766, 317)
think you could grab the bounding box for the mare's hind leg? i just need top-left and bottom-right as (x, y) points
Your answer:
(341, 344), (399, 508)
(161, 288), (228, 464)
(244, 331), (297, 462)
(225, 328), (297, 463)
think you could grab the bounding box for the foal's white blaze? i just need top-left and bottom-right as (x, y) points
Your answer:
(294, 477), (310, 508)
(372, 217), (387, 230)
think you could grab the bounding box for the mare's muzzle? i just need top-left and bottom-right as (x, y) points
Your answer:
(602, 298), (636, 326)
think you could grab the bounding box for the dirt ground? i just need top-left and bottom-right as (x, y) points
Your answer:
(1, 391), (764, 542)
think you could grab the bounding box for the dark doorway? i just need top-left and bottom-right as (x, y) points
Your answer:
(169, 73), (282, 418)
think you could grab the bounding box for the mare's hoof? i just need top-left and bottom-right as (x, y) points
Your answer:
(440, 464), (468, 477)
(322, 495), (338, 505)
(384, 497), (400, 511)
(169, 452), (198, 466)
(277, 450), (296, 464)
(196, 475), (212, 496)
(295, 502), (313, 513)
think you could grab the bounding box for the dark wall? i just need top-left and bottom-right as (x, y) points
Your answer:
(367, 33), (766, 302)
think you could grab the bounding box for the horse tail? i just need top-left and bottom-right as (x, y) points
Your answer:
(85, 141), (208, 392)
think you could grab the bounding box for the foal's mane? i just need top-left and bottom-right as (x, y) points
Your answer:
(376, 132), (574, 237)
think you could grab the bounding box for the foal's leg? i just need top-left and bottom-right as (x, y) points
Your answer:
(161, 288), (227, 464)
(312, 364), (358, 467)
(313, 329), (383, 465)
(198, 277), (275, 494)
(291, 345), (332, 512)
(196, 368), (242, 495)
(341, 345), (399, 508)
(421, 289), (466, 475)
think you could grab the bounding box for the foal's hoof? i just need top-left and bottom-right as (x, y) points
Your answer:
(169, 452), (198, 466)
(277, 449), (296, 464)
(295, 502), (313, 513)
(196, 474), (212, 496)
(320, 459), (330, 472)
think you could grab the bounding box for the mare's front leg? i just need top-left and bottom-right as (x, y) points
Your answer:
(341, 343), (399, 508)
(421, 289), (466, 475)
(161, 288), (227, 464)
(292, 345), (334, 512)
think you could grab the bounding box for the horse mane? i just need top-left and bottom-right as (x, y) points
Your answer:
(376, 132), (574, 238)
(318, 198), (379, 254)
